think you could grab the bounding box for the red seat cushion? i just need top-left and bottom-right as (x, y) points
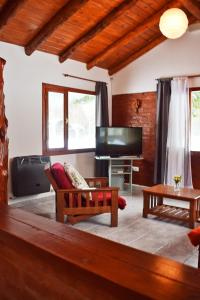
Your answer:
(117, 196), (126, 209)
(92, 192), (126, 210)
(51, 163), (73, 189)
(188, 227), (200, 247)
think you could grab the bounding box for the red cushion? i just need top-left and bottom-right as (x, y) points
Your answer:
(51, 163), (73, 189)
(95, 192), (126, 210)
(188, 227), (200, 247)
(117, 196), (127, 209)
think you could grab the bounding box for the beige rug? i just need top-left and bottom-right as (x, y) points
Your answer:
(10, 187), (198, 268)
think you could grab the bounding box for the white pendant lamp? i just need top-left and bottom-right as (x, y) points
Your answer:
(159, 8), (188, 39)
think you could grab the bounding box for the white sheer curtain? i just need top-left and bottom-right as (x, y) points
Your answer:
(164, 77), (193, 187)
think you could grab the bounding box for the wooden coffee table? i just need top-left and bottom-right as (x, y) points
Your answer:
(143, 184), (200, 228)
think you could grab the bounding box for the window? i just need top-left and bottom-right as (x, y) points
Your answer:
(190, 88), (200, 151)
(42, 83), (96, 155)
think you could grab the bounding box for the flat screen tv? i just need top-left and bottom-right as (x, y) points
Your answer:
(96, 127), (142, 157)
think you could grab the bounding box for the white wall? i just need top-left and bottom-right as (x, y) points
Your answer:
(112, 30), (200, 94)
(0, 42), (111, 193)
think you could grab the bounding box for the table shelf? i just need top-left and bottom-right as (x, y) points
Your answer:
(149, 204), (189, 221)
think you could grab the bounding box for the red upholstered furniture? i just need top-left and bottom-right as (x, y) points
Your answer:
(188, 227), (200, 268)
(45, 163), (126, 226)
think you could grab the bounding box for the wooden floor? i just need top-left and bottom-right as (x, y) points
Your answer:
(10, 187), (199, 268)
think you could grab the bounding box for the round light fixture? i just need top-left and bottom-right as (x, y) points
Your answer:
(159, 8), (188, 39)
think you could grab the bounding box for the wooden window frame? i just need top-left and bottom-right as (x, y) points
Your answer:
(189, 87), (200, 153)
(42, 83), (96, 156)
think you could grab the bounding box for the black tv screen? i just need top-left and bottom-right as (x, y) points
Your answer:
(96, 127), (142, 157)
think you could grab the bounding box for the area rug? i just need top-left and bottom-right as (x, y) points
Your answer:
(10, 188), (198, 268)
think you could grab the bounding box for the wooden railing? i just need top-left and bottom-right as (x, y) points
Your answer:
(0, 203), (200, 300)
(0, 58), (8, 203)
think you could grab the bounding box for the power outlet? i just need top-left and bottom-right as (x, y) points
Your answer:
(132, 166), (139, 172)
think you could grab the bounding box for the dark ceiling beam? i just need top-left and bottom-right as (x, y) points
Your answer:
(59, 0), (138, 63)
(87, 0), (180, 70)
(25, 0), (89, 56)
(108, 35), (166, 75)
(0, 0), (25, 29)
(180, 0), (200, 19)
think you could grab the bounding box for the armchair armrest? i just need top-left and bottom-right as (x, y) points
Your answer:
(85, 177), (108, 187)
(57, 187), (119, 194)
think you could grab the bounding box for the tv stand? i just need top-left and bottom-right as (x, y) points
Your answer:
(95, 156), (143, 194)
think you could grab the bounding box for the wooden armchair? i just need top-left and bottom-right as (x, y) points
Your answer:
(45, 166), (119, 227)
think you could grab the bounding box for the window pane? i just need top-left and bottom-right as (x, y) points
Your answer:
(191, 90), (200, 151)
(68, 92), (96, 150)
(48, 92), (64, 149)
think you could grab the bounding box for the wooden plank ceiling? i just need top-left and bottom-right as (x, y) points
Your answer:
(0, 0), (199, 75)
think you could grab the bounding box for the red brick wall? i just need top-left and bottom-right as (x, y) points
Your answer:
(112, 93), (200, 188)
(112, 92), (156, 186)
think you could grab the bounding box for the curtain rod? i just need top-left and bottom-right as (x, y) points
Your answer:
(156, 74), (200, 80)
(63, 73), (108, 84)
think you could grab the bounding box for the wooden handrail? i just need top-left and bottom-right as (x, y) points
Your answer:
(0, 58), (8, 204)
(0, 204), (200, 299)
